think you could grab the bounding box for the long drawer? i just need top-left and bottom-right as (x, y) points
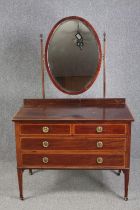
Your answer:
(22, 154), (125, 168)
(20, 137), (126, 151)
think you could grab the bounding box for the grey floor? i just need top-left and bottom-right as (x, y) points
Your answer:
(0, 158), (140, 210)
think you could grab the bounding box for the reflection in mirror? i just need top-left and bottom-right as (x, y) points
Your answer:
(46, 17), (101, 94)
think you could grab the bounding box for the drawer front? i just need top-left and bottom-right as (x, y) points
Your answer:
(74, 124), (126, 135)
(21, 137), (126, 151)
(22, 154), (125, 168)
(20, 124), (70, 135)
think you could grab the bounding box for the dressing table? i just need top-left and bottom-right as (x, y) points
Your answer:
(12, 16), (134, 201)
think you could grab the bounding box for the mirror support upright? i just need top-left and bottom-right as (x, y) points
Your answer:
(40, 34), (45, 99)
(103, 32), (106, 98)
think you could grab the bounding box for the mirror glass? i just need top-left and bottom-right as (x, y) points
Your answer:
(45, 16), (101, 94)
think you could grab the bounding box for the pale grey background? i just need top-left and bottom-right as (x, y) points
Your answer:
(0, 0), (140, 209)
(0, 0), (139, 160)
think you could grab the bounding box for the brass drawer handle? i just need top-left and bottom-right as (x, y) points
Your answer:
(42, 126), (49, 133)
(42, 141), (49, 148)
(96, 157), (103, 164)
(96, 141), (103, 148)
(96, 126), (103, 133)
(42, 157), (49, 164)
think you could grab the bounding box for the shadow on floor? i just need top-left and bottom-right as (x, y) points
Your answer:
(26, 169), (123, 200)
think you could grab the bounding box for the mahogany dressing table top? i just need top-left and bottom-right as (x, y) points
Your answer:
(13, 98), (134, 122)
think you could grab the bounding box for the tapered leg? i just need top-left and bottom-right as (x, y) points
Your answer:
(29, 169), (33, 175)
(123, 169), (129, 201)
(117, 169), (121, 176)
(17, 168), (24, 200)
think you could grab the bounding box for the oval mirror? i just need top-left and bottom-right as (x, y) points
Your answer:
(45, 16), (102, 94)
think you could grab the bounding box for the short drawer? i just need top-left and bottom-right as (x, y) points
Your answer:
(22, 154), (125, 168)
(74, 124), (126, 135)
(20, 124), (70, 135)
(20, 137), (126, 151)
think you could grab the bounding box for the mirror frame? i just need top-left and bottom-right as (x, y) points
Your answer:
(45, 16), (102, 95)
